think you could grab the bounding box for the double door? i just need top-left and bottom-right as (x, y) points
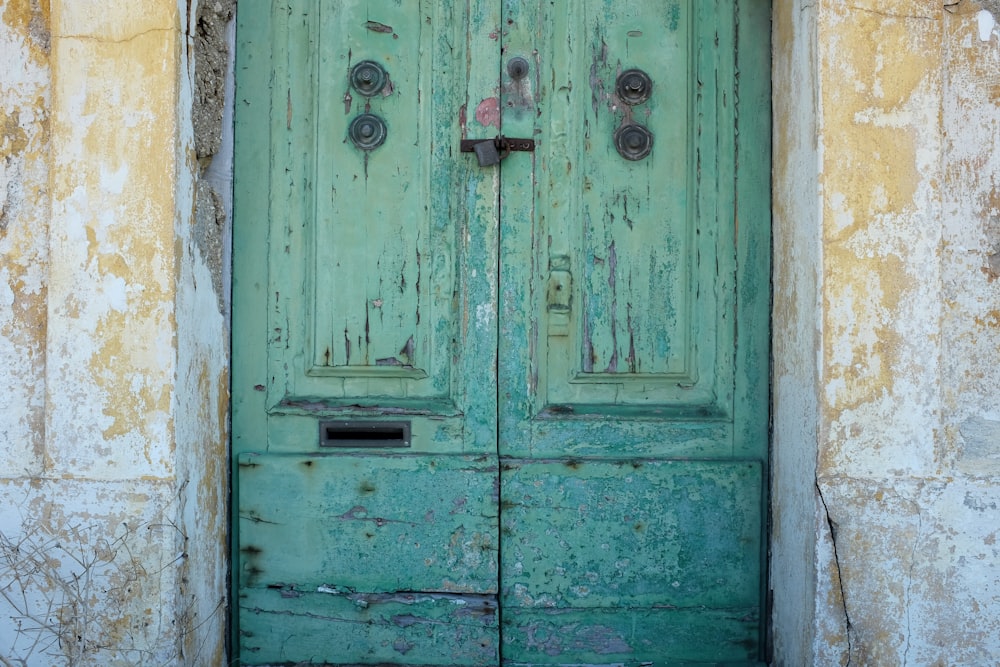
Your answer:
(232, 1), (770, 664)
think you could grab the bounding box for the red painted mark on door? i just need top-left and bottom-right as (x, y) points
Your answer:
(475, 97), (500, 129)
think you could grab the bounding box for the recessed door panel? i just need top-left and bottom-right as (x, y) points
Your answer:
(249, 0), (500, 455)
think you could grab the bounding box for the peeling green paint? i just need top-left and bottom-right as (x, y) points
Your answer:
(233, 1), (770, 663)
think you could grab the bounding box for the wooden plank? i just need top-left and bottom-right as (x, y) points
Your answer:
(239, 453), (498, 594)
(500, 460), (762, 610)
(501, 606), (762, 666)
(239, 587), (498, 666)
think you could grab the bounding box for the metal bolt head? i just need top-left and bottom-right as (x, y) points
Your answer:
(507, 56), (530, 80)
(348, 113), (388, 151)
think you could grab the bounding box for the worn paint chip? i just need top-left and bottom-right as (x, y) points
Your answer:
(365, 21), (393, 34)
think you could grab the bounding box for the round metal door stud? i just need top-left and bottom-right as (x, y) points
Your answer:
(507, 56), (530, 80)
(614, 123), (653, 161)
(348, 113), (387, 150)
(350, 60), (389, 97)
(616, 68), (653, 105)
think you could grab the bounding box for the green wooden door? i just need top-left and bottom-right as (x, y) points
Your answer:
(232, 2), (770, 665)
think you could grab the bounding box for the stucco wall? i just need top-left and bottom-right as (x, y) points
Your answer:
(772, 1), (1000, 664)
(0, 1), (230, 664)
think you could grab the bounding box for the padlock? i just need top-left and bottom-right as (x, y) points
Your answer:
(473, 139), (502, 167)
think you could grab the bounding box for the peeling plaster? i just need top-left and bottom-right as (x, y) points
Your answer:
(1, 0), (230, 663)
(4, 1), (1000, 665)
(774, 1), (1000, 663)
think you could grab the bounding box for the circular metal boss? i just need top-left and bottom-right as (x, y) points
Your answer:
(350, 60), (389, 97)
(507, 56), (530, 80)
(348, 113), (388, 151)
(613, 123), (653, 161)
(616, 68), (653, 105)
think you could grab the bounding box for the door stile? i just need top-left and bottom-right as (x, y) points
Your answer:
(732, 0), (774, 656)
(460, 0), (504, 455)
(231, 2), (274, 658)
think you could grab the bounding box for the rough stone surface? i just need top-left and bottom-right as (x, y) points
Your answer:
(191, 0), (235, 312)
(195, 173), (226, 308)
(193, 0), (235, 163)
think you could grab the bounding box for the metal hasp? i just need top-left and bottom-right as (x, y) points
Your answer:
(350, 60), (389, 96)
(348, 113), (387, 150)
(461, 136), (536, 167)
(614, 123), (653, 161)
(320, 420), (411, 448)
(616, 68), (653, 105)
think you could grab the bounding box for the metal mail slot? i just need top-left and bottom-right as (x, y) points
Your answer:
(319, 420), (411, 448)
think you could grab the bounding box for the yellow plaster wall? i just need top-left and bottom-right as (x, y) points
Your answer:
(0, 0), (49, 477)
(0, 1), (228, 664)
(773, 0), (1000, 663)
(47, 5), (180, 478)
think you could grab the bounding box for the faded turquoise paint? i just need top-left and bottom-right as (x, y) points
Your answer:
(232, 1), (502, 663)
(496, 1), (770, 661)
(239, 589), (499, 665)
(239, 453), (499, 593)
(233, 0), (771, 664)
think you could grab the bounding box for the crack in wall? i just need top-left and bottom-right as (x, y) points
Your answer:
(55, 27), (174, 44)
(816, 478), (854, 666)
(902, 506), (922, 667)
(844, 5), (935, 21)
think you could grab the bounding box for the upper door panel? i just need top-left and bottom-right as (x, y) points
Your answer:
(250, 0), (502, 454)
(499, 0), (740, 458)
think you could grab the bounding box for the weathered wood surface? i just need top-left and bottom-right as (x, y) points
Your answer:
(233, 0), (772, 663)
(240, 587), (498, 665)
(239, 453), (499, 593)
(500, 460), (762, 610)
(502, 607), (763, 666)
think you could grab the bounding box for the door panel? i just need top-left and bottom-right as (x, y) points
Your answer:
(497, 1), (767, 662)
(257, 0), (499, 454)
(239, 588), (497, 666)
(238, 453), (499, 593)
(233, 1), (502, 664)
(499, 0), (735, 450)
(500, 460), (762, 663)
(233, 1), (771, 664)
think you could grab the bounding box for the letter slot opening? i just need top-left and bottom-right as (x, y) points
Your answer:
(319, 421), (412, 448)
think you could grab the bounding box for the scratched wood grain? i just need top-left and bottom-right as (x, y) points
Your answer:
(240, 587), (499, 665)
(500, 460), (762, 610)
(238, 453), (499, 593)
(502, 607), (764, 666)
